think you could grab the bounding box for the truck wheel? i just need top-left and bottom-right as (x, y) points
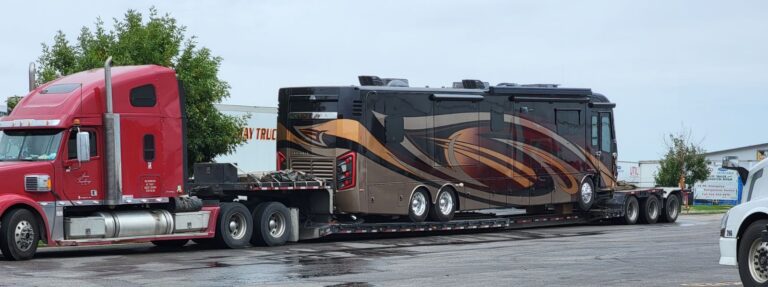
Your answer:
(429, 189), (456, 222)
(619, 196), (639, 225)
(0, 208), (40, 261)
(639, 196), (660, 224)
(660, 193), (680, 223)
(577, 178), (595, 211)
(738, 220), (768, 286)
(213, 202), (253, 249)
(408, 189), (430, 222)
(151, 239), (189, 248)
(251, 202), (292, 247)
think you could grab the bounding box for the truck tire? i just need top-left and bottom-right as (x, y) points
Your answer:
(0, 208), (40, 261)
(577, 178), (596, 211)
(619, 196), (639, 225)
(408, 189), (430, 222)
(429, 188), (456, 222)
(639, 196), (660, 224)
(213, 202), (253, 249)
(251, 202), (292, 246)
(738, 219), (768, 286)
(660, 193), (680, 223)
(151, 239), (189, 248)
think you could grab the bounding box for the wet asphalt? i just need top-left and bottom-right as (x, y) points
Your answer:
(0, 214), (740, 287)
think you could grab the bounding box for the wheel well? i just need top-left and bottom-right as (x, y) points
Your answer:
(737, 212), (768, 253)
(2, 204), (48, 244)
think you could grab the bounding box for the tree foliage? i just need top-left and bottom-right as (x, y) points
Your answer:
(35, 8), (246, 167)
(654, 131), (711, 188)
(6, 96), (21, 113)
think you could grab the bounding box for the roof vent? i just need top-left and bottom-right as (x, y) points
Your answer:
(359, 75), (384, 86)
(521, 84), (559, 88)
(496, 83), (519, 87)
(383, 78), (409, 87)
(453, 79), (488, 89)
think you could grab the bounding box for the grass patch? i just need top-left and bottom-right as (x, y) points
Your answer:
(684, 204), (733, 214)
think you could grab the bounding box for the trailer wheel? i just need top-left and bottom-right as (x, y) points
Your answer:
(151, 239), (189, 248)
(251, 202), (292, 246)
(0, 208), (40, 261)
(213, 202), (253, 249)
(639, 196), (660, 224)
(429, 188), (456, 222)
(577, 178), (596, 211)
(738, 220), (768, 286)
(408, 189), (430, 222)
(660, 193), (680, 223)
(619, 196), (639, 225)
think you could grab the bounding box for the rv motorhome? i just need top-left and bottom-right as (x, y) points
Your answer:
(278, 77), (618, 222)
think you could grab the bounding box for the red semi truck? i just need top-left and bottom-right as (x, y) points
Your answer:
(0, 59), (681, 260)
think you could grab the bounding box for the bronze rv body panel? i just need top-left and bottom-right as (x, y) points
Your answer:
(277, 85), (617, 216)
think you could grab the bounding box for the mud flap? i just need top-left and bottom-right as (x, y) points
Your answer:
(289, 208), (299, 242)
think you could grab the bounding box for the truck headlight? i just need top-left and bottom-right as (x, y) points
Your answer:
(720, 210), (730, 237)
(25, 174), (52, 192)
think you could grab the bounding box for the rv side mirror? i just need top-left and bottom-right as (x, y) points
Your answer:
(76, 131), (90, 163)
(722, 156), (738, 168)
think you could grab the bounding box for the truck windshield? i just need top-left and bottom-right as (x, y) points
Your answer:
(0, 130), (63, 161)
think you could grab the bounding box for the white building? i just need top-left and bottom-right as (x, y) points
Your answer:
(213, 104), (278, 173)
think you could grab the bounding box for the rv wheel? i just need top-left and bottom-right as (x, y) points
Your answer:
(429, 189), (457, 222)
(408, 189), (430, 222)
(577, 178), (596, 211)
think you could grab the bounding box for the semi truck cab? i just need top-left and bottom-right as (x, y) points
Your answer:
(719, 157), (768, 285)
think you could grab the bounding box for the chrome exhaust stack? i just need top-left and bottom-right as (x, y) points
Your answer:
(103, 57), (123, 206)
(28, 62), (36, 91)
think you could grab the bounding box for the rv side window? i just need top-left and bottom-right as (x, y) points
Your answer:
(591, 115), (598, 146)
(130, 84), (157, 107)
(385, 116), (404, 143)
(600, 114), (612, 152)
(143, 134), (155, 161)
(555, 110), (580, 137)
(67, 130), (97, 159)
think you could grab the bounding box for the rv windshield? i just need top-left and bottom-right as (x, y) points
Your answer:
(0, 130), (63, 161)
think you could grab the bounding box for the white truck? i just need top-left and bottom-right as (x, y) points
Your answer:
(719, 158), (768, 286)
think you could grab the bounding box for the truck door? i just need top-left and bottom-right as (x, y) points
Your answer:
(590, 110), (617, 188)
(62, 129), (103, 200)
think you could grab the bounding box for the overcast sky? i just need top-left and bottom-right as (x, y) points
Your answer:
(0, 1), (766, 161)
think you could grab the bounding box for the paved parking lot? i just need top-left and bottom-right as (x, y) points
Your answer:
(0, 214), (739, 287)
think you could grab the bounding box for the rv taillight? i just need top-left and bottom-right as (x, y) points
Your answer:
(277, 151), (286, 170)
(337, 151), (356, 190)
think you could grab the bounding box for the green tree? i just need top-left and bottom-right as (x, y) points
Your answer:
(654, 131), (711, 188)
(6, 96), (21, 113)
(35, 8), (246, 168)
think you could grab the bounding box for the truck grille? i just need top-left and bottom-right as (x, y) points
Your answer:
(290, 158), (335, 181)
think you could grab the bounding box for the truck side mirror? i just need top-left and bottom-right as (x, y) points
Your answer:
(722, 156), (739, 168)
(76, 131), (90, 163)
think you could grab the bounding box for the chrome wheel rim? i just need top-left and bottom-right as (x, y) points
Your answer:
(411, 192), (427, 216)
(648, 200), (659, 220)
(15, 220), (34, 251)
(268, 212), (286, 238)
(748, 238), (768, 283)
(668, 197), (679, 219)
(228, 212), (247, 240)
(438, 191), (454, 215)
(581, 182), (593, 204)
(627, 200), (639, 222)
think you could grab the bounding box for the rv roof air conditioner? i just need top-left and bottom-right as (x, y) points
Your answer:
(358, 75), (409, 87)
(453, 79), (489, 89)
